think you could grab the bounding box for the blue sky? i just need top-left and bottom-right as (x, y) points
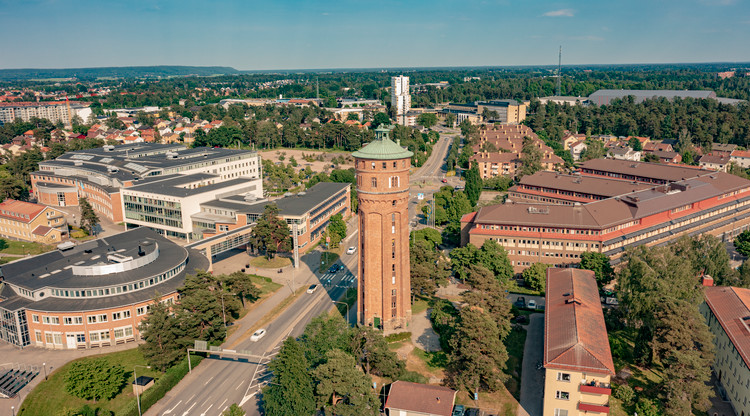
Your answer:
(1, 0), (749, 70)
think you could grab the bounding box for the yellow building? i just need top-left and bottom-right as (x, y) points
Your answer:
(0, 199), (67, 244)
(543, 268), (614, 416)
(701, 285), (750, 416)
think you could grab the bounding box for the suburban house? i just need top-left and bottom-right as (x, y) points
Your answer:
(384, 381), (457, 416)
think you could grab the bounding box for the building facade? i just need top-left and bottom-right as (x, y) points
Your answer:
(543, 268), (614, 416)
(701, 285), (750, 416)
(0, 101), (91, 126)
(0, 199), (68, 244)
(0, 227), (209, 349)
(354, 126), (412, 333)
(462, 169), (750, 272)
(391, 76), (411, 125)
(31, 143), (262, 224)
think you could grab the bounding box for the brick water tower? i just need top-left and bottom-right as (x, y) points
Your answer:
(353, 125), (413, 333)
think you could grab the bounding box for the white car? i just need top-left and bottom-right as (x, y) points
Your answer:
(250, 329), (266, 342)
(346, 246), (356, 254)
(307, 284), (319, 294)
(527, 299), (537, 309)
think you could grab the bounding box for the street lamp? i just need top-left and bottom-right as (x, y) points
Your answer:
(134, 365), (151, 416)
(42, 362), (47, 380)
(332, 300), (350, 324)
(11, 406), (14, 416)
(219, 292), (236, 334)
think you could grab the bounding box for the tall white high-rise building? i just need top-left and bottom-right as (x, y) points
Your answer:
(390, 76), (411, 125)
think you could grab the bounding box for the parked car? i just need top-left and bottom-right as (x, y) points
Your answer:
(307, 284), (319, 294)
(527, 299), (537, 309)
(515, 315), (528, 324)
(250, 329), (266, 342)
(327, 264), (340, 273)
(442, 178), (448, 183)
(346, 246), (356, 255)
(452, 405), (465, 416)
(514, 296), (526, 308)
(465, 409), (480, 416)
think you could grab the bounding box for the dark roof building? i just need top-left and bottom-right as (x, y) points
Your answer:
(588, 89), (717, 106)
(508, 171), (652, 205)
(579, 158), (706, 184)
(0, 227), (208, 349)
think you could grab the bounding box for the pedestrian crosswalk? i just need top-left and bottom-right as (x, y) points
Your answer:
(320, 272), (357, 288)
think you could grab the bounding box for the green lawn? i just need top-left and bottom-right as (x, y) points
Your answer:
(250, 274), (283, 296)
(503, 326), (527, 400)
(0, 240), (55, 256)
(411, 298), (430, 315)
(412, 347), (449, 370)
(249, 256), (291, 269)
(19, 349), (159, 416)
(318, 251), (340, 273)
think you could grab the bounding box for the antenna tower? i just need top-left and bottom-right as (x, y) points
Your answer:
(556, 46), (562, 97)
(316, 77), (319, 100)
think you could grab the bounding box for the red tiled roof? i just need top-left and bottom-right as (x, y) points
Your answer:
(0, 199), (46, 223)
(384, 381), (456, 416)
(544, 268), (615, 375)
(731, 150), (750, 159)
(703, 286), (750, 369)
(32, 225), (53, 236)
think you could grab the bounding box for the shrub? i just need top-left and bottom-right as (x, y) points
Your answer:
(385, 332), (411, 343)
(613, 383), (635, 406)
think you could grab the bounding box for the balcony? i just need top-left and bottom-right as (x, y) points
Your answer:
(580, 381), (612, 395)
(578, 402), (610, 414)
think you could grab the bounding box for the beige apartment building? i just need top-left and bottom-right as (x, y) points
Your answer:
(701, 285), (750, 416)
(0, 199), (67, 244)
(543, 268), (614, 416)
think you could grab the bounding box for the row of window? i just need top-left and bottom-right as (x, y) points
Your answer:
(33, 310), (134, 325)
(34, 326), (134, 345)
(360, 160), (407, 170)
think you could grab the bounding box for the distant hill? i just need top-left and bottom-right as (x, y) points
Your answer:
(0, 65), (240, 81)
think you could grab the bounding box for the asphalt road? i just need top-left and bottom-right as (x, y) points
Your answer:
(408, 133), (459, 225)
(147, 240), (359, 416)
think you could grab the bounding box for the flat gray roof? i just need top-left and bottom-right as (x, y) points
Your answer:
(125, 174), (256, 197)
(202, 182), (350, 217)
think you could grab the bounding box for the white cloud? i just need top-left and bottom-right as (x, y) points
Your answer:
(543, 9), (575, 17)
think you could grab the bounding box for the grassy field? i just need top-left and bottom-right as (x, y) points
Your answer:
(411, 298), (430, 315)
(19, 348), (159, 416)
(249, 255), (291, 269)
(0, 240), (55, 256)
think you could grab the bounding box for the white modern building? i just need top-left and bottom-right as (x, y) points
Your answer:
(122, 173), (263, 241)
(391, 76), (411, 125)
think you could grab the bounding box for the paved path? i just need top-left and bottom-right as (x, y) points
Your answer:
(410, 309), (441, 352)
(518, 313), (545, 416)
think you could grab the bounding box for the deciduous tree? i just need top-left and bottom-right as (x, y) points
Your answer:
(313, 349), (380, 416)
(579, 252), (614, 286)
(79, 197), (99, 235)
(522, 262), (550, 292)
(250, 204), (292, 259)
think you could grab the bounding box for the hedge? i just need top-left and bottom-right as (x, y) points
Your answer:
(117, 354), (203, 416)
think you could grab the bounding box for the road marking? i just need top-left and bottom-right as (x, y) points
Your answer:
(203, 375), (214, 385)
(236, 381), (244, 390)
(181, 402), (196, 416)
(163, 400), (182, 414)
(200, 403), (213, 415)
(219, 399), (227, 410)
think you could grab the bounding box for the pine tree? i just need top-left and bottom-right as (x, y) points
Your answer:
(262, 338), (315, 416)
(138, 296), (184, 371)
(249, 204), (292, 259)
(79, 197), (99, 235)
(313, 349), (380, 416)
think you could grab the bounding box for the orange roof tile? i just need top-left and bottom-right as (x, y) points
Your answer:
(544, 268), (615, 375)
(0, 199), (46, 224)
(703, 286), (750, 369)
(384, 381), (456, 416)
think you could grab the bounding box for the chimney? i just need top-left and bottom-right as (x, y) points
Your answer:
(701, 275), (714, 287)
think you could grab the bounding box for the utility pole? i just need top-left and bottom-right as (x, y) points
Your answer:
(556, 45), (562, 97)
(293, 223), (299, 268)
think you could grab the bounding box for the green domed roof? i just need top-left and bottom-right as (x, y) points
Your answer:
(352, 137), (413, 160)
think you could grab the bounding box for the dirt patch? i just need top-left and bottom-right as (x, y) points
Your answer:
(258, 149), (354, 173)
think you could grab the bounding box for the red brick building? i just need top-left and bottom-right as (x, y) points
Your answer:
(353, 126), (412, 333)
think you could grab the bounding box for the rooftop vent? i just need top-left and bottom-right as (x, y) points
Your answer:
(103, 145), (115, 152)
(527, 206), (550, 214)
